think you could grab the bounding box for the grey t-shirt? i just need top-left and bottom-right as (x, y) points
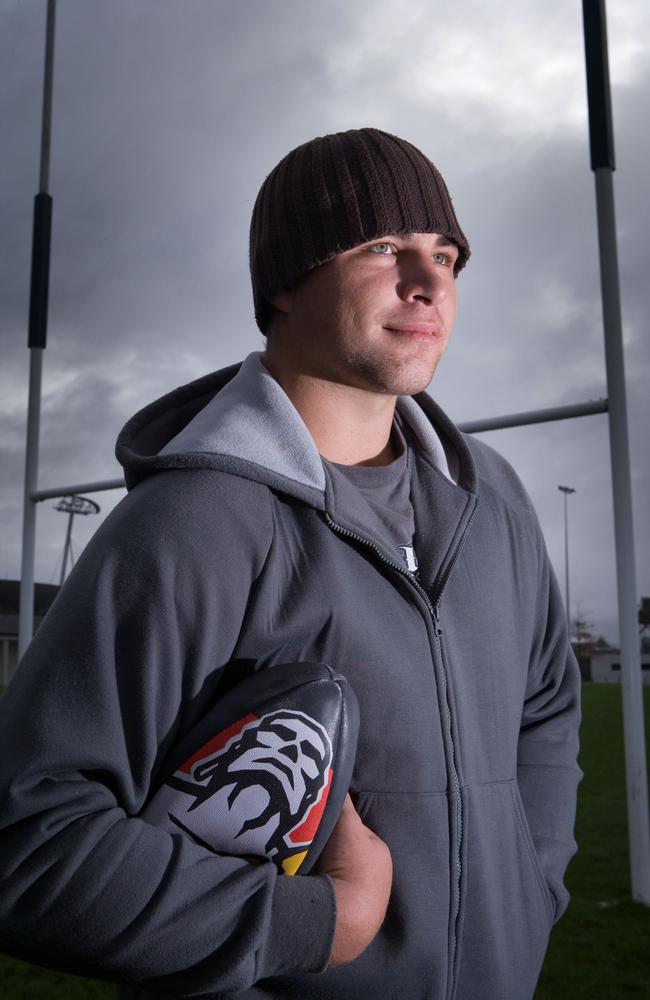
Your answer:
(322, 422), (419, 573)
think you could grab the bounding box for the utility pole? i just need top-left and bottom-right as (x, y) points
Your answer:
(558, 485), (576, 636)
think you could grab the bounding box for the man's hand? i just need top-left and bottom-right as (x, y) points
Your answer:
(316, 793), (393, 967)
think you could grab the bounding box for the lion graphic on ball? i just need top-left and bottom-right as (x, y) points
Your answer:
(143, 709), (334, 870)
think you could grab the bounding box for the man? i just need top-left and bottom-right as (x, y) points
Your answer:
(0, 128), (581, 999)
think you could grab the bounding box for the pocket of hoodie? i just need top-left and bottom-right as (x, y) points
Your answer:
(511, 781), (556, 923)
(342, 788), (452, 997)
(454, 779), (555, 1000)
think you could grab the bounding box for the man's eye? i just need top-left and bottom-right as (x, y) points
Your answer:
(432, 252), (451, 265)
(369, 242), (395, 255)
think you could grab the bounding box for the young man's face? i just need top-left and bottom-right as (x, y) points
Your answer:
(269, 232), (458, 398)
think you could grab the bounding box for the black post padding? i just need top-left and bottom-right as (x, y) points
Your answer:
(27, 193), (53, 349)
(582, 0), (615, 171)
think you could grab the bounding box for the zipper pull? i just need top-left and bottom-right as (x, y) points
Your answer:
(433, 604), (442, 636)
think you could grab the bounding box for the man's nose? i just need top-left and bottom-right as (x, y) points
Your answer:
(396, 256), (449, 306)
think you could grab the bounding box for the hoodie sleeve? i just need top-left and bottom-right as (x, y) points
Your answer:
(517, 520), (582, 923)
(0, 471), (336, 995)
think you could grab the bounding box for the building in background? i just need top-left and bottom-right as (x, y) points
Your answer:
(588, 649), (650, 685)
(0, 581), (59, 686)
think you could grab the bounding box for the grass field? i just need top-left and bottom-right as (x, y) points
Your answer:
(1, 683), (649, 998)
(535, 683), (650, 999)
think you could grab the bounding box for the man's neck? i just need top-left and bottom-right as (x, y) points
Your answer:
(261, 356), (398, 467)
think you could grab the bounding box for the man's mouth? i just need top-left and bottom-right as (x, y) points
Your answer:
(384, 323), (441, 342)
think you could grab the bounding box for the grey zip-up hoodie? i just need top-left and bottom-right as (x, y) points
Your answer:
(0, 353), (581, 999)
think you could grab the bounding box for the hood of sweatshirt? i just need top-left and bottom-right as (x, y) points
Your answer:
(116, 352), (478, 506)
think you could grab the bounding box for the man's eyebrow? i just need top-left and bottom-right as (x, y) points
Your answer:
(398, 233), (459, 249)
(434, 234), (459, 248)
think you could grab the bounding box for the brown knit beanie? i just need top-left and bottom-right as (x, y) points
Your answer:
(249, 127), (470, 332)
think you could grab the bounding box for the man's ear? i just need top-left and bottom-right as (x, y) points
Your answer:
(269, 287), (293, 314)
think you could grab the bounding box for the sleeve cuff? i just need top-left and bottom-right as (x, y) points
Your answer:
(254, 873), (337, 981)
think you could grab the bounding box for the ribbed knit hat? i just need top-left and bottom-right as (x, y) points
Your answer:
(249, 127), (470, 332)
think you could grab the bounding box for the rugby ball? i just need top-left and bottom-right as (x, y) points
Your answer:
(142, 661), (359, 876)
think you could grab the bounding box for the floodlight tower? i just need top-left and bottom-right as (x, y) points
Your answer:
(54, 495), (100, 585)
(19, 0), (57, 658)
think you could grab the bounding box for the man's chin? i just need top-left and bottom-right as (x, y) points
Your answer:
(343, 355), (440, 397)
(381, 364), (439, 397)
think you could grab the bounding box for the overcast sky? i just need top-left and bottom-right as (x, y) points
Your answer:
(1, 0), (648, 644)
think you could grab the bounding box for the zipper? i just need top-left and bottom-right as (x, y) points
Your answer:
(324, 501), (478, 998)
